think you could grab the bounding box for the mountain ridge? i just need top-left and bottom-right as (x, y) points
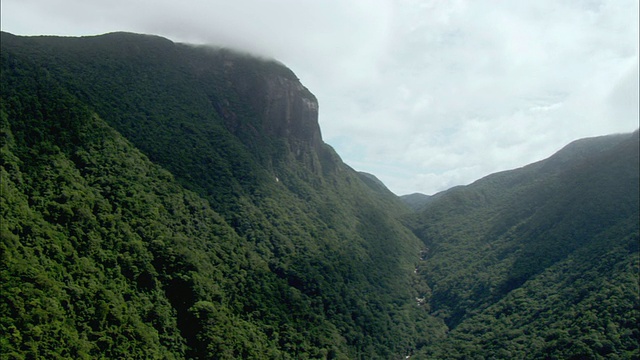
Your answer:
(405, 130), (639, 357)
(1, 31), (440, 359)
(400, 130), (638, 205)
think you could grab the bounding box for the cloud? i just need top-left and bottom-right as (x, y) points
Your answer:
(2, 0), (638, 195)
(317, 0), (639, 194)
(607, 60), (640, 126)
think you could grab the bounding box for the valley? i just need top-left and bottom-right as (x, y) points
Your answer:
(1, 31), (638, 359)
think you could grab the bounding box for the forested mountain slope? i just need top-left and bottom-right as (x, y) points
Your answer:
(406, 131), (640, 359)
(0, 31), (443, 359)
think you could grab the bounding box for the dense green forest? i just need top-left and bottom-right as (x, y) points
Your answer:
(1, 31), (638, 359)
(406, 131), (640, 359)
(0, 31), (442, 359)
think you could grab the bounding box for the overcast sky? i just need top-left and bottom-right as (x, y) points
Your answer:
(2, 0), (638, 195)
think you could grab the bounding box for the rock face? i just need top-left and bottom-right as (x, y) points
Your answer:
(219, 55), (323, 157)
(261, 75), (322, 153)
(211, 55), (332, 176)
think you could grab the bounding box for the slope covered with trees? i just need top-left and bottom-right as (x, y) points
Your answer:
(0, 31), (443, 359)
(406, 131), (640, 359)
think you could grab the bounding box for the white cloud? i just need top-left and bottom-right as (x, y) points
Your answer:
(2, 0), (638, 195)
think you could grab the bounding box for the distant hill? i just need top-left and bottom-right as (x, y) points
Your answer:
(400, 193), (433, 211)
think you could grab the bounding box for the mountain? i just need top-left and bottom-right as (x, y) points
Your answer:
(0, 31), (442, 359)
(400, 193), (433, 212)
(1, 31), (638, 359)
(405, 131), (640, 359)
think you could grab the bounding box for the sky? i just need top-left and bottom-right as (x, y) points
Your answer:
(2, 0), (638, 195)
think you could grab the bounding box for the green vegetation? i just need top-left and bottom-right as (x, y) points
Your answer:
(1, 31), (638, 359)
(1, 31), (443, 359)
(421, 222), (639, 359)
(406, 131), (640, 358)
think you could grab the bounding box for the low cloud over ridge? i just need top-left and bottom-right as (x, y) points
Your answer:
(2, 0), (638, 194)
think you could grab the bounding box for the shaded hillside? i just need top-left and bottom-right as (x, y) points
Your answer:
(406, 131), (640, 358)
(0, 32), (443, 359)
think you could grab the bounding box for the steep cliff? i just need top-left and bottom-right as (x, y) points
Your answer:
(210, 49), (330, 174)
(228, 58), (322, 150)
